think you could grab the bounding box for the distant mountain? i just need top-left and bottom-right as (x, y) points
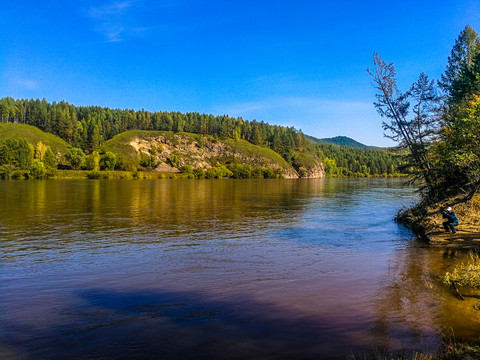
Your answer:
(306, 135), (377, 150)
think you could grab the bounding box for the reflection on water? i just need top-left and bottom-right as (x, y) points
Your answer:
(1, 179), (479, 359)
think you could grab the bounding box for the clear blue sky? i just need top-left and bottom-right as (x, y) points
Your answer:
(1, 1), (479, 146)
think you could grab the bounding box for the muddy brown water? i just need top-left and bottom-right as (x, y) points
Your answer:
(1, 179), (479, 359)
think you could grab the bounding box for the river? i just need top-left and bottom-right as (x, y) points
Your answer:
(1, 178), (479, 359)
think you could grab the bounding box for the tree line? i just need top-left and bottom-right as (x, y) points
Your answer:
(369, 25), (480, 203)
(315, 143), (403, 177)
(0, 98), (303, 157)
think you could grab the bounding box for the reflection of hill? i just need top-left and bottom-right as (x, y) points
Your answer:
(0, 180), (327, 254)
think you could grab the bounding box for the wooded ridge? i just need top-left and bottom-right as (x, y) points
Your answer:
(0, 98), (405, 179)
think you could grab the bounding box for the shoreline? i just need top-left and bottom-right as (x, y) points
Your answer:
(397, 194), (480, 250)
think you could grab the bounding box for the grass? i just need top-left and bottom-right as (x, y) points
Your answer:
(441, 252), (480, 288)
(224, 138), (292, 169)
(0, 123), (70, 155)
(293, 150), (318, 169)
(351, 339), (480, 359)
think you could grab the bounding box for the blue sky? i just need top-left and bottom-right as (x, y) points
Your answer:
(1, 1), (479, 146)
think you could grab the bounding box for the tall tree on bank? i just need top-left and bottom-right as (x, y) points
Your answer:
(439, 25), (480, 103)
(368, 53), (441, 198)
(435, 26), (480, 200)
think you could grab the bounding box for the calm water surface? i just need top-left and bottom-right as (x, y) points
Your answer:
(1, 179), (479, 359)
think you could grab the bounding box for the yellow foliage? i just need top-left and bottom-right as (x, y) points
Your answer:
(34, 141), (47, 161)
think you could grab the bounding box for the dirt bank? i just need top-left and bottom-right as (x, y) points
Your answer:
(400, 194), (480, 249)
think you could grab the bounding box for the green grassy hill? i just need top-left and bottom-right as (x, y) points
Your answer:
(101, 130), (301, 177)
(0, 123), (70, 156)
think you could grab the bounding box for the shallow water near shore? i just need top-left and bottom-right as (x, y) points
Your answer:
(1, 178), (479, 359)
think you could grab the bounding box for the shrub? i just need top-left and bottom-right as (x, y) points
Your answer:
(227, 163), (251, 179)
(12, 169), (26, 179)
(298, 167), (308, 178)
(101, 151), (116, 170)
(43, 146), (57, 172)
(167, 153), (179, 167)
(250, 166), (264, 179)
(0, 164), (16, 179)
(179, 165), (193, 173)
(262, 168), (276, 179)
(87, 170), (102, 179)
(139, 154), (158, 168)
(85, 151), (100, 171)
(65, 147), (85, 170)
(29, 159), (46, 179)
(193, 168), (205, 179)
(442, 252), (480, 288)
(205, 165), (233, 179)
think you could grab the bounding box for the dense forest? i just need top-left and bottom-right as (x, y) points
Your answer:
(0, 96), (404, 178)
(369, 25), (480, 205)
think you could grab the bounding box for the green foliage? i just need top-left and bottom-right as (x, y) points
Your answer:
(227, 163), (251, 178)
(167, 153), (179, 167)
(298, 167), (308, 177)
(179, 164), (193, 173)
(64, 147), (85, 170)
(439, 25), (480, 101)
(429, 26), (480, 200)
(308, 135), (373, 149)
(193, 167), (205, 179)
(205, 165), (233, 179)
(0, 164), (16, 179)
(148, 145), (161, 155)
(34, 141), (47, 160)
(29, 159), (46, 179)
(87, 170), (102, 179)
(316, 143), (402, 177)
(101, 151), (116, 170)
(250, 166), (264, 179)
(139, 154), (158, 168)
(84, 151), (100, 171)
(0, 138), (34, 170)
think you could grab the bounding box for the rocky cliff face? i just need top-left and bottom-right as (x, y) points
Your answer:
(302, 164), (325, 178)
(127, 133), (324, 178)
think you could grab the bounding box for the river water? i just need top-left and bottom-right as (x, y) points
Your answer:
(1, 179), (479, 359)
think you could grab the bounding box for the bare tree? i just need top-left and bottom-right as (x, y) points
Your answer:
(368, 53), (441, 197)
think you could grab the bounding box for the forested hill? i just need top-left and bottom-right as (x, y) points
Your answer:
(307, 135), (375, 149)
(0, 97), (406, 178)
